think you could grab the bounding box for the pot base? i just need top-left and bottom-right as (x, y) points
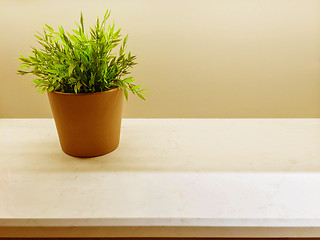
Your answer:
(61, 143), (119, 158)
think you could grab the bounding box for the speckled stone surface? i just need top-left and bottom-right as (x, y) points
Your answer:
(1, 118), (320, 237)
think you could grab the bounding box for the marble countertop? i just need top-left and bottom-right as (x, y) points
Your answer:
(1, 118), (320, 237)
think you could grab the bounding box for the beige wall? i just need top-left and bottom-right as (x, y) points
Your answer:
(1, 0), (320, 118)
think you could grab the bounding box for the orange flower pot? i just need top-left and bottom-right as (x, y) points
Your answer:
(47, 87), (123, 158)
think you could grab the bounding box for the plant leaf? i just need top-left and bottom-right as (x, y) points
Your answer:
(123, 87), (128, 100)
(80, 12), (84, 33)
(137, 92), (146, 100)
(132, 85), (142, 90)
(69, 62), (76, 76)
(123, 77), (134, 83)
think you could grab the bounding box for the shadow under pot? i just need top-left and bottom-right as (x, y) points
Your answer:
(47, 87), (123, 158)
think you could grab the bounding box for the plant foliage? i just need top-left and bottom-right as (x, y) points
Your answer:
(17, 11), (147, 100)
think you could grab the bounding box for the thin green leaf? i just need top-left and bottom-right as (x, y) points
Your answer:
(45, 24), (54, 31)
(137, 92), (146, 100)
(123, 87), (128, 101)
(123, 34), (128, 47)
(69, 62), (76, 76)
(72, 29), (80, 35)
(45, 69), (58, 74)
(80, 12), (84, 33)
(123, 77), (135, 83)
(132, 85), (142, 90)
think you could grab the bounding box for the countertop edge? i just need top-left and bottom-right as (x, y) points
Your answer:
(1, 218), (320, 227)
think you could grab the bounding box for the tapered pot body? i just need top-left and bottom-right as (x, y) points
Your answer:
(47, 88), (123, 158)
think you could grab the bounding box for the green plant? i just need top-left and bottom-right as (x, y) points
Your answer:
(17, 11), (147, 100)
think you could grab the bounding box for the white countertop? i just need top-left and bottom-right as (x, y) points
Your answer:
(1, 118), (320, 237)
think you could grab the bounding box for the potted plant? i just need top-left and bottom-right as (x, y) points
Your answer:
(17, 11), (147, 158)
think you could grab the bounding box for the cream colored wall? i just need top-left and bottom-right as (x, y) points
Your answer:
(1, 0), (320, 118)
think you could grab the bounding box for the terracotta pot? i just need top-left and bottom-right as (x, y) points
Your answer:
(47, 87), (123, 158)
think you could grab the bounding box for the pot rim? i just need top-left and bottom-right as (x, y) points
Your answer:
(48, 87), (120, 96)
